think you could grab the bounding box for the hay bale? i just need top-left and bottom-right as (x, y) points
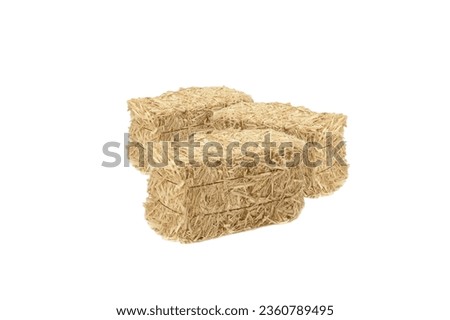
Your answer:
(210, 102), (348, 197)
(144, 129), (307, 243)
(128, 86), (253, 141)
(128, 86), (253, 173)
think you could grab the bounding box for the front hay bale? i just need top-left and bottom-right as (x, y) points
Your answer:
(210, 102), (348, 197)
(144, 129), (307, 243)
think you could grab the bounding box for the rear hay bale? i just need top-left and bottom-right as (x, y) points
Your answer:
(128, 86), (253, 173)
(128, 86), (252, 141)
(144, 129), (308, 243)
(209, 102), (348, 197)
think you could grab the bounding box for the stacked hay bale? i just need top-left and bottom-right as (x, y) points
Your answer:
(128, 87), (348, 242)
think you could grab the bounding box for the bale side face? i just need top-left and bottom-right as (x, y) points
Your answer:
(146, 167), (304, 243)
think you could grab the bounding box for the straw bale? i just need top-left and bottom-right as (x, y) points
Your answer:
(210, 102), (348, 197)
(128, 86), (253, 143)
(144, 129), (307, 243)
(127, 88), (349, 242)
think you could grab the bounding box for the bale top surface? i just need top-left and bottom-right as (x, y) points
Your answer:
(128, 86), (253, 118)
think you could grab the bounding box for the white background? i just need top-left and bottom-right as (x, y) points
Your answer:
(1, 1), (449, 319)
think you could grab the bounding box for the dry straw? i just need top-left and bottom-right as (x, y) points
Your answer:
(145, 129), (306, 243)
(128, 87), (252, 173)
(210, 102), (348, 197)
(128, 87), (252, 143)
(128, 86), (348, 242)
(130, 100), (347, 197)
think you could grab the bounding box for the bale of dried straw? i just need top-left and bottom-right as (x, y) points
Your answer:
(144, 129), (307, 243)
(210, 102), (348, 197)
(128, 88), (348, 242)
(128, 87), (252, 173)
(128, 86), (252, 141)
